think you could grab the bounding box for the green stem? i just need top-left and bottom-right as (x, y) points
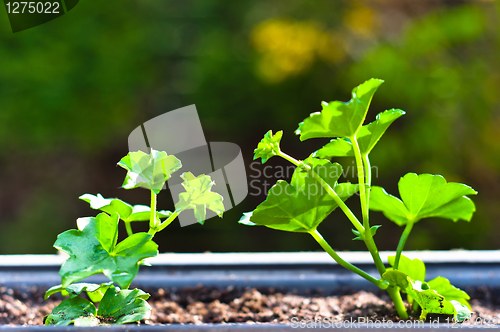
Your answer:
(280, 149), (408, 317)
(350, 136), (386, 276)
(124, 222), (133, 236)
(149, 190), (158, 230)
(309, 229), (385, 288)
(412, 300), (419, 313)
(387, 286), (409, 319)
(354, 141), (408, 319)
(351, 136), (369, 227)
(157, 210), (181, 232)
(148, 210), (181, 236)
(278, 151), (364, 234)
(310, 171), (366, 235)
(278, 151), (302, 168)
(394, 221), (414, 269)
(363, 154), (372, 204)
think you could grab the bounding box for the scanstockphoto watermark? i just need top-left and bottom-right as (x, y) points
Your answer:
(290, 316), (500, 329)
(290, 317), (425, 329)
(248, 161), (379, 197)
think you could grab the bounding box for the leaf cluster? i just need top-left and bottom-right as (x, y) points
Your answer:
(45, 283), (151, 326)
(383, 255), (472, 321)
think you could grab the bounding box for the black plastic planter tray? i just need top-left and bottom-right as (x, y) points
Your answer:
(1, 251), (499, 331)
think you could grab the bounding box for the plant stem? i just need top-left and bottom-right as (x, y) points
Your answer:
(149, 190), (158, 230)
(279, 149), (408, 317)
(278, 151), (364, 234)
(310, 171), (366, 235)
(277, 151), (302, 168)
(157, 210), (181, 232)
(394, 221), (414, 269)
(350, 136), (386, 276)
(387, 286), (409, 319)
(124, 222), (133, 236)
(148, 210), (181, 236)
(309, 229), (385, 288)
(353, 139), (408, 319)
(351, 136), (369, 228)
(363, 154), (372, 204)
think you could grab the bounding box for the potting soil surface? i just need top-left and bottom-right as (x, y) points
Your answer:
(1, 286), (498, 326)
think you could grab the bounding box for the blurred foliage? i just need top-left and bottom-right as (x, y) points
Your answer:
(0, 0), (498, 253)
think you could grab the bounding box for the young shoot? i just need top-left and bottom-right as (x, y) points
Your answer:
(45, 149), (224, 326)
(240, 78), (477, 322)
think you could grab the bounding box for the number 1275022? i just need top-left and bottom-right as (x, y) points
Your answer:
(5, 1), (60, 14)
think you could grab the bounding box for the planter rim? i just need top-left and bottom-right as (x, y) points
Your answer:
(0, 250), (499, 267)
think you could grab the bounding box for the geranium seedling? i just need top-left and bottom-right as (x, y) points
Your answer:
(45, 149), (224, 326)
(241, 79), (477, 322)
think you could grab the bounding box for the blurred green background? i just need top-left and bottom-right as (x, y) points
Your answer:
(0, 0), (498, 254)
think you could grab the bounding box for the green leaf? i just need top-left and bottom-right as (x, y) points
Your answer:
(382, 269), (455, 320)
(247, 161), (358, 232)
(407, 280), (457, 320)
(315, 138), (353, 158)
(287, 157), (329, 186)
(127, 205), (172, 222)
(97, 286), (151, 325)
(381, 268), (472, 321)
(352, 225), (380, 241)
(117, 149), (182, 194)
(315, 109), (405, 157)
(175, 172), (225, 223)
(45, 286), (151, 326)
(384, 274), (473, 321)
(427, 276), (471, 309)
(369, 187), (409, 226)
(382, 268), (472, 321)
(254, 130), (283, 163)
(398, 174), (477, 220)
(45, 282), (112, 302)
(55, 213), (158, 288)
(388, 254), (426, 281)
(358, 109), (405, 154)
(44, 285), (68, 300)
(290, 157), (359, 197)
(79, 193), (172, 222)
(382, 269), (410, 289)
(45, 297), (97, 326)
(407, 279), (471, 321)
(370, 173), (477, 226)
(296, 78), (384, 140)
(79, 194), (132, 220)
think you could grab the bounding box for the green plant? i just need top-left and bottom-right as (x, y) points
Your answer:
(240, 78), (477, 322)
(45, 149), (224, 326)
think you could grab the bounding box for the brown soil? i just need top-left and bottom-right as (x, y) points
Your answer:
(0, 286), (498, 326)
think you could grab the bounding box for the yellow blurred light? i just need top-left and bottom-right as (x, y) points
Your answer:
(251, 19), (345, 83)
(344, 4), (377, 38)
